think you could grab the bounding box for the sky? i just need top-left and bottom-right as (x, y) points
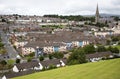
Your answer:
(0, 0), (120, 15)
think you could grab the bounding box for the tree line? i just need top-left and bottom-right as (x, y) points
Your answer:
(43, 15), (95, 22)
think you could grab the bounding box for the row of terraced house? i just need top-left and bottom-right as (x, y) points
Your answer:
(10, 31), (92, 56)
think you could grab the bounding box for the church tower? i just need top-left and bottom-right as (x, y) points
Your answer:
(95, 4), (100, 23)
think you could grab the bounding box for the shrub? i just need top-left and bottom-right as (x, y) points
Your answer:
(52, 52), (64, 59)
(67, 49), (87, 65)
(83, 45), (95, 54)
(0, 60), (7, 66)
(48, 54), (53, 59)
(27, 57), (32, 62)
(16, 59), (21, 64)
(48, 65), (57, 70)
(97, 46), (107, 52)
(39, 56), (44, 61)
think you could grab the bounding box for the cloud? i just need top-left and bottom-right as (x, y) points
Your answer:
(0, 0), (119, 15)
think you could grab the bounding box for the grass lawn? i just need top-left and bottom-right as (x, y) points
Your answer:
(7, 59), (15, 65)
(13, 58), (120, 79)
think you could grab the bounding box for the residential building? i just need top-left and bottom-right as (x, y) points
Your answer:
(86, 51), (113, 62)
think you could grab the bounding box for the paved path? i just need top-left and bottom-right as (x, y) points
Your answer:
(0, 31), (18, 59)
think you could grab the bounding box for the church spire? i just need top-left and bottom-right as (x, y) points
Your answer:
(95, 4), (99, 23)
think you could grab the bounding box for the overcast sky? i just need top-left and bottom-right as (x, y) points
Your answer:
(0, 0), (120, 15)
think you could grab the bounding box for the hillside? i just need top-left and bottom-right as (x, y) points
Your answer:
(13, 58), (120, 79)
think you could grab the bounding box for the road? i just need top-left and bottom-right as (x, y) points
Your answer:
(0, 31), (19, 59)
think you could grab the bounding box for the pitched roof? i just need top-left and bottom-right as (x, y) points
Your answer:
(15, 61), (39, 70)
(86, 51), (113, 59)
(40, 59), (61, 67)
(3, 70), (35, 79)
(24, 41), (66, 48)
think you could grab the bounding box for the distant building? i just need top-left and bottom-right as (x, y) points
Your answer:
(95, 4), (100, 23)
(86, 51), (113, 62)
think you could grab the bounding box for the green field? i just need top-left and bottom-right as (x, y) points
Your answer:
(13, 58), (120, 79)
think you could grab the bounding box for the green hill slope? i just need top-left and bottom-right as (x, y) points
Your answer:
(13, 58), (120, 79)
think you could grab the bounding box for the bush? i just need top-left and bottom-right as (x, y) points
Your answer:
(48, 65), (57, 70)
(111, 37), (119, 42)
(0, 60), (7, 66)
(48, 54), (53, 59)
(39, 56), (44, 61)
(0, 42), (4, 48)
(0, 49), (7, 54)
(7, 59), (15, 65)
(41, 67), (46, 71)
(16, 59), (21, 64)
(27, 57), (32, 62)
(52, 52), (64, 59)
(107, 46), (119, 53)
(118, 42), (120, 45)
(83, 45), (95, 54)
(67, 60), (79, 65)
(67, 49), (87, 65)
(13, 45), (16, 50)
(28, 52), (35, 57)
(97, 46), (107, 52)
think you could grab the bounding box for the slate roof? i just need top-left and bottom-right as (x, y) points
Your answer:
(15, 61), (39, 70)
(24, 41), (66, 48)
(3, 70), (35, 79)
(86, 51), (113, 59)
(40, 59), (61, 67)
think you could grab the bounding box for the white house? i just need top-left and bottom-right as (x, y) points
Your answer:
(22, 47), (36, 55)
(72, 40), (89, 47)
(14, 41), (28, 48)
(13, 61), (41, 72)
(94, 31), (114, 37)
(86, 51), (113, 62)
(14, 32), (27, 37)
(2, 75), (6, 79)
(22, 42), (67, 55)
(40, 59), (67, 69)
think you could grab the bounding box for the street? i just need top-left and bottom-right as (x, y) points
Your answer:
(0, 31), (19, 59)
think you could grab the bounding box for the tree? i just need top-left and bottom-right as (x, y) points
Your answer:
(106, 40), (111, 45)
(0, 49), (7, 54)
(112, 37), (119, 42)
(13, 45), (16, 50)
(85, 22), (88, 25)
(28, 52), (35, 57)
(1, 18), (6, 22)
(105, 20), (107, 24)
(83, 45), (95, 54)
(49, 54), (53, 59)
(67, 60), (79, 65)
(39, 56), (44, 61)
(13, 29), (17, 33)
(16, 59), (21, 64)
(52, 52), (64, 59)
(118, 42), (120, 45)
(48, 65), (57, 70)
(97, 46), (107, 52)
(107, 46), (119, 53)
(114, 16), (119, 21)
(0, 60), (7, 66)
(0, 42), (4, 48)
(27, 57), (32, 62)
(111, 47), (119, 53)
(67, 49), (86, 65)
